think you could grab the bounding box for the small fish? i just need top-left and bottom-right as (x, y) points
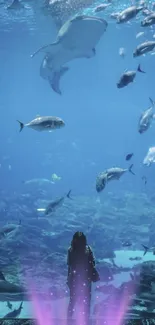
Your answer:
(3, 302), (23, 318)
(17, 116), (65, 132)
(117, 6), (144, 24)
(143, 147), (155, 166)
(122, 240), (132, 247)
(0, 223), (20, 239)
(96, 164), (135, 192)
(94, 3), (111, 12)
(119, 47), (126, 58)
(42, 190), (72, 215)
(141, 244), (155, 256)
(117, 64), (145, 88)
(141, 13), (155, 27)
(6, 301), (12, 310)
(136, 32), (144, 39)
(129, 257), (142, 261)
(142, 175), (147, 184)
(138, 98), (155, 134)
(133, 41), (155, 57)
(126, 153), (134, 161)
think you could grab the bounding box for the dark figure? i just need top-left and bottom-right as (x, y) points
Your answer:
(67, 232), (98, 323)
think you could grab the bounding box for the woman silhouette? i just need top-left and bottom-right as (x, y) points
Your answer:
(67, 231), (99, 322)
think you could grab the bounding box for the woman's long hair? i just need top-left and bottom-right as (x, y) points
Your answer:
(71, 231), (87, 251)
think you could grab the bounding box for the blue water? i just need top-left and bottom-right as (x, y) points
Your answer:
(1, 0), (155, 321)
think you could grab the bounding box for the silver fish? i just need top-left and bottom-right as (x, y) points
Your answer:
(117, 64), (145, 88)
(96, 164), (135, 192)
(17, 116), (65, 132)
(141, 13), (155, 27)
(40, 190), (72, 215)
(138, 98), (155, 134)
(94, 3), (111, 13)
(133, 41), (155, 57)
(117, 6), (143, 24)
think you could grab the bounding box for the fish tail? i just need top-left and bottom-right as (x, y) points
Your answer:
(67, 190), (72, 199)
(149, 97), (155, 107)
(141, 244), (149, 256)
(128, 164), (135, 175)
(20, 301), (23, 309)
(137, 64), (145, 73)
(17, 120), (24, 132)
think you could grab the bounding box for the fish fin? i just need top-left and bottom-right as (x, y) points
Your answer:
(149, 97), (155, 107)
(17, 120), (24, 132)
(66, 190), (72, 199)
(137, 64), (145, 73)
(48, 67), (69, 95)
(128, 164), (135, 175)
(0, 271), (6, 281)
(31, 41), (60, 58)
(20, 301), (23, 309)
(141, 244), (149, 256)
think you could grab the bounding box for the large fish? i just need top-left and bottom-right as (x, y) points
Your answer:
(133, 41), (155, 57)
(138, 98), (155, 134)
(96, 165), (135, 192)
(143, 147), (155, 166)
(17, 116), (65, 132)
(38, 190), (72, 215)
(141, 13), (155, 27)
(117, 6), (143, 23)
(31, 15), (108, 94)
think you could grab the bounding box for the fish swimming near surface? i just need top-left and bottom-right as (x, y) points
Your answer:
(31, 15), (108, 94)
(133, 41), (155, 57)
(126, 153), (134, 161)
(143, 147), (155, 166)
(94, 3), (111, 13)
(38, 190), (72, 215)
(116, 6), (144, 23)
(117, 64), (145, 88)
(141, 13), (155, 27)
(96, 164), (135, 192)
(3, 301), (23, 318)
(0, 271), (24, 294)
(138, 98), (155, 134)
(17, 116), (65, 132)
(141, 244), (155, 256)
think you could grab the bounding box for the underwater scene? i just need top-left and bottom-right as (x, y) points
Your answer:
(1, 0), (155, 323)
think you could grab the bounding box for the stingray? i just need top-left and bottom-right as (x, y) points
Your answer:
(31, 15), (108, 94)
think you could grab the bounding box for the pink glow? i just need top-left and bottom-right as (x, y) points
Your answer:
(25, 275), (136, 325)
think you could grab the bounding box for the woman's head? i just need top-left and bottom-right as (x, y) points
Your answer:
(71, 231), (87, 250)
